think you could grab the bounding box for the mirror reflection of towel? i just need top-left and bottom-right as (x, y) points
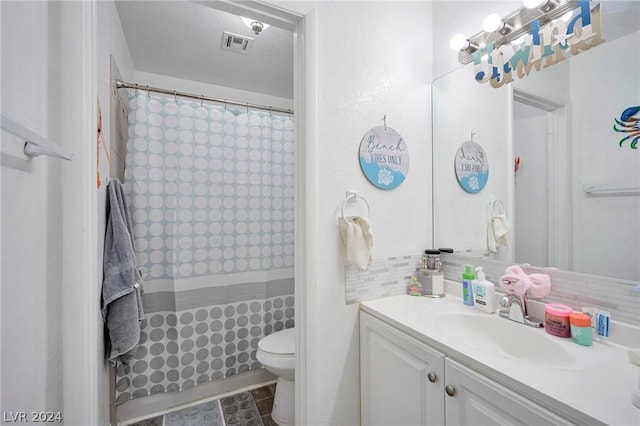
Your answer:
(488, 214), (512, 253)
(338, 216), (373, 270)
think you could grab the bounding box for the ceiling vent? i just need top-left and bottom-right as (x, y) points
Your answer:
(221, 31), (254, 54)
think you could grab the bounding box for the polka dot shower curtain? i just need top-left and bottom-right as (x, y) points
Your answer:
(115, 91), (295, 403)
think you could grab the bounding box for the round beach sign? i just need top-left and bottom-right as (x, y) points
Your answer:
(358, 126), (409, 190)
(455, 140), (489, 193)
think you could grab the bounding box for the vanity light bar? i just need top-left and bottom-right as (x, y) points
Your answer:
(457, 0), (581, 64)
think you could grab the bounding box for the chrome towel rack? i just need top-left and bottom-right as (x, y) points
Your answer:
(583, 185), (640, 196)
(1, 115), (74, 161)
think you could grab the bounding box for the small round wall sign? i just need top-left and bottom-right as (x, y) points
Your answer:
(358, 126), (409, 190)
(455, 140), (489, 193)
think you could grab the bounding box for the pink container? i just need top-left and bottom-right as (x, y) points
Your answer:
(545, 303), (573, 337)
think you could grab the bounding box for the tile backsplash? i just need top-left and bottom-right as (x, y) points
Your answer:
(345, 253), (423, 304)
(346, 252), (640, 326)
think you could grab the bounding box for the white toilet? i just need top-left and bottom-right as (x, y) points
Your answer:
(256, 327), (295, 425)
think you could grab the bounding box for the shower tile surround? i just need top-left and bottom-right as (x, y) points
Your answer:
(346, 253), (640, 326)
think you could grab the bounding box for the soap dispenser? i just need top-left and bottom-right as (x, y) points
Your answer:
(462, 264), (475, 306)
(472, 267), (497, 313)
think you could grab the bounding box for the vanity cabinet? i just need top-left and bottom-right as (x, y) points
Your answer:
(444, 358), (572, 425)
(360, 312), (572, 426)
(360, 312), (445, 425)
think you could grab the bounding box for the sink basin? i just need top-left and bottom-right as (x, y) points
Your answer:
(432, 312), (580, 367)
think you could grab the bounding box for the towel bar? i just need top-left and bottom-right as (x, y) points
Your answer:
(1, 114), (73, 161)
(583, 185), (640, 196)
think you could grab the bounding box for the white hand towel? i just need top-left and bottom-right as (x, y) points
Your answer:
(488, 213), (512, 253)
(338, 216), (373, 270)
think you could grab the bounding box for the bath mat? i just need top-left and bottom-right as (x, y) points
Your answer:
(220, 391), (265, 426)
(165, 400), (224, 426)
(127, 389), (268, 426)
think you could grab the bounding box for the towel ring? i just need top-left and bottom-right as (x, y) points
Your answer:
(490, 199), (505, 215)
(340, 190), (371, 221)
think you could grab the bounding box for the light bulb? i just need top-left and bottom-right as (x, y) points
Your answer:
(482, 13), (504, 32)
(450, 34), (469, 51)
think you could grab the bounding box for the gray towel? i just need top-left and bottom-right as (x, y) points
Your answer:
(102, 178), (144, 365)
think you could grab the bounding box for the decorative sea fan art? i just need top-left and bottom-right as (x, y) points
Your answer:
(613, 106), (640, 149)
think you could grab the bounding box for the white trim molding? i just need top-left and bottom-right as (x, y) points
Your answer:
(60, 1), (100, 424)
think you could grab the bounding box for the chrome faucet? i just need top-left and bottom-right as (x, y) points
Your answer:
(498, 292), (543, 328)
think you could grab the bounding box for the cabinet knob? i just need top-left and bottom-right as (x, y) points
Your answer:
(445, 385), (456, 397)
(427, 372), (437, 383)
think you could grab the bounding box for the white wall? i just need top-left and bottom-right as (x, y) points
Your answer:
(2, 2), (104, 423)
(1, 1), (64, 418)
(272, 2), (434, 424)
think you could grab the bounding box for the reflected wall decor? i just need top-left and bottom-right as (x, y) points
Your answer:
(454, 140), (489, 194)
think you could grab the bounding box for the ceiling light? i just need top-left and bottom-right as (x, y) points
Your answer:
(450, 34), (470, 51)
(241, 17), (270, 35)
(482, 13), (504, 32)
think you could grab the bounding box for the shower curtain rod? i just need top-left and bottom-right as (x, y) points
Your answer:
(115, 79), (294, 116)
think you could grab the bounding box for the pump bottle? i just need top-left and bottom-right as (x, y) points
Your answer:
(472, 266), (497, 313)
(462, 264), (475, 306)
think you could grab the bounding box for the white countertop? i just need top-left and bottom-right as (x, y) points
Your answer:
(360, 292), (640, 426)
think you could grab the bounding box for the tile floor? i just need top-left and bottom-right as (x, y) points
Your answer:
(128, 383), (278, 426)
(249, 384), (278, 426)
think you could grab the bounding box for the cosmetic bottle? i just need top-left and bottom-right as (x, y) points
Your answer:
(471, 266), (496, 313)
(406, 275), (423, 296)
(462, 264), (475, 306)
(423, 259), (445, 298)
(424, 249), (441, 270)
(569, 312), (593, 346)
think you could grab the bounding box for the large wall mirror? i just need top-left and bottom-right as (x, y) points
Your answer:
(432, 1), (639, 282)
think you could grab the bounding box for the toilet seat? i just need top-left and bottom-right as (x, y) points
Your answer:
(258, 327), (295, 356)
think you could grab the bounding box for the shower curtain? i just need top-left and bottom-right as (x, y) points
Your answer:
(115, 91), (295, 403)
